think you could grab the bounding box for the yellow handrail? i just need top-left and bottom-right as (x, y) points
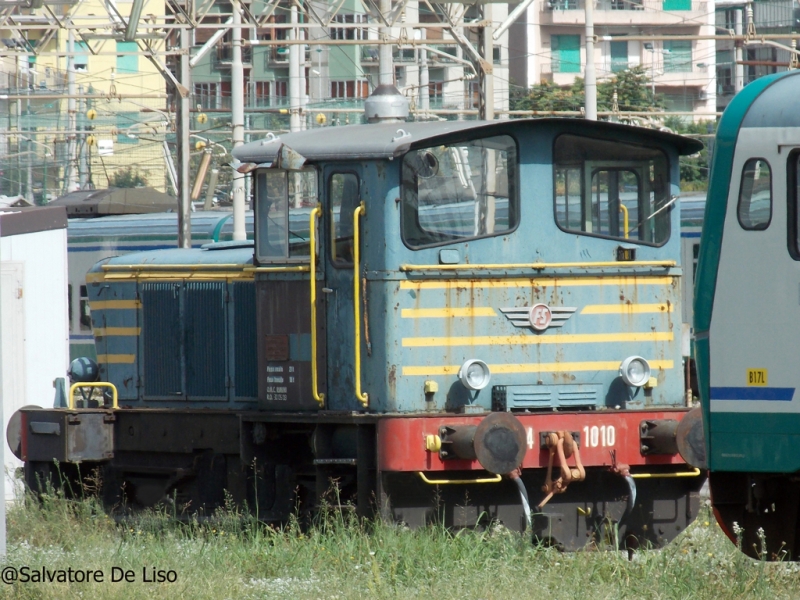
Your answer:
(68, 382), (118, 409)
(399, 260), (676, 272)
(631, 467), (702, 479)
(353, 202), (368, 408)
(619, 204), (629, 239)
(243, 266), (311, 273)
(309, 205), (324, 407)
(417, 472), (502, 485)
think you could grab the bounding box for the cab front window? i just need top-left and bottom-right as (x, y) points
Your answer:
(554, 134), (671, 246)
(401, 135), (518, 249)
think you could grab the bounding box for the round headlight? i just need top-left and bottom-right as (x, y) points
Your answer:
(459, 359), (491, 391)
(619, 356), (651, 387)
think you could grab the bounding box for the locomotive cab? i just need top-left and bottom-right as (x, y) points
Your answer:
(238, 121), (688, 416)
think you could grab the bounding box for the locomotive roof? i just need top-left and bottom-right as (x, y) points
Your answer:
(233, 118), (702, 164)
(741, 70), (800, 128)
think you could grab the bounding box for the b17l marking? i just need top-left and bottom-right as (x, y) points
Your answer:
(500, 304), (577, 332)
(747, 368), (768, 386)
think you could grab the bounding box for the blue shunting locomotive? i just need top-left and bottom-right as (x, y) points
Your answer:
(10, 115), (705, 551)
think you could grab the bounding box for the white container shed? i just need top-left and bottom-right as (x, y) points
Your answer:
(1, 206), (69, 502)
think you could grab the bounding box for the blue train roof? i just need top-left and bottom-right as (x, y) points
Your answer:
(233, 119), (703, 164)
(68, 210), (254, 242)
(741, 71), (800, 128)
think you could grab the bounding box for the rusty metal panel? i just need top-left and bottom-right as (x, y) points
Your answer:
(65, 413), (114, 462)
(256, 278), (325, 411)
(21, 409), (113, 463)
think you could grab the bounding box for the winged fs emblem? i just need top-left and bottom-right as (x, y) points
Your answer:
(499, 304), (577, 332)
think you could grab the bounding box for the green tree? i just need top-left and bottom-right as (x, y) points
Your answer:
(510, 66), (664, 113)
(109, 166), (147, 188)
(664, 116), (715, 191)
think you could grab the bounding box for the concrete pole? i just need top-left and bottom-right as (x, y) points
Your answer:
(231, 0), (246, 240)
(289, 4), (302, 132)
(67, 30), (78, 192)
(379, 0), (393, 86)
(734, 8), (744, 92)
(26, 144), (33, 205)
(584, 0), (597, 120)
(0, 215), (5, 558)
(482, 4), (494, 120)
(419, 29), (429, 114)
(177, 24), (192, 248)
(78, 86), (88, 189)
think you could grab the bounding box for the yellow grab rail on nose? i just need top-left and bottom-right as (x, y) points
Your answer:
(310, 205), (324, 407)
(68, 382), (118, 409)
(353, 202), (368, 408)
(417, 472), (503, 485)
(619, 204), (629, 239)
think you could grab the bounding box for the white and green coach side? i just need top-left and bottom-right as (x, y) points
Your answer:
(695, 69), (800, 560)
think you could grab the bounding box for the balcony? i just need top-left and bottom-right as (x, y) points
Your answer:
(540, 0), (709, 27)
(542, 56), (709, 86)
(215, 45), (253, 67)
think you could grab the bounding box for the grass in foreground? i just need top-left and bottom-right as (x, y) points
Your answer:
(2, 490), (800, 600)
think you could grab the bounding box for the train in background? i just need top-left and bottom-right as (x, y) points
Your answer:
(693, 69), (800, 560)
(10, 111), (707, 552)
(67, 211), (254, 360)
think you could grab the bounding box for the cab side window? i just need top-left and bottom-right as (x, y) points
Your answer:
(737, 158), (772, 230)
(329, 173), (359, 265)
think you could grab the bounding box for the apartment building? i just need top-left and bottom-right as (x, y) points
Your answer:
(0, 0), (168, 198)
(715, 0), (800, 111)
(190, 0), (510, 123)
(509, 0), (717, 117)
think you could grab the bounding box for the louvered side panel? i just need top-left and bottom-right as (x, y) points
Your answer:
(185, 282), (227, 399)
(142, 283), (182, 398)
(233, 281), (257, 399)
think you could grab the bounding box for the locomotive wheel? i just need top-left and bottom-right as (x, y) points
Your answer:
(709, 471), (800, 560)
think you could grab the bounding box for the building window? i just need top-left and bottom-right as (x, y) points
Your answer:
(330, 80), (369, 98)
(663, 40), (692, 72)
(194, 82), (219, 110)
(116, 41), (138, 74)
(663, 0), (691, 10)
(330, 14), (367, 40)
(75, 41), (89, 71)
(610, 41), (628, 72)
(468, 81), (480, 108)
(250, 81), (287, 106)
(429, 81), (444, 104)
(552, 35), (581, 73)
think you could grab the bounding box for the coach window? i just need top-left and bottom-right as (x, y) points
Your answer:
(737, 158), (772, 230)
(329, 173), (359, 265)
(401, 135), (518, 249)
(254, 169), (316, 262)
(554, 134), (671, 246)
(79, 285), (92, 331)
(791, 152), (800, 257)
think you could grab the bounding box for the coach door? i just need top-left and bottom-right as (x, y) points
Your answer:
(323, 166), (367, 412)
